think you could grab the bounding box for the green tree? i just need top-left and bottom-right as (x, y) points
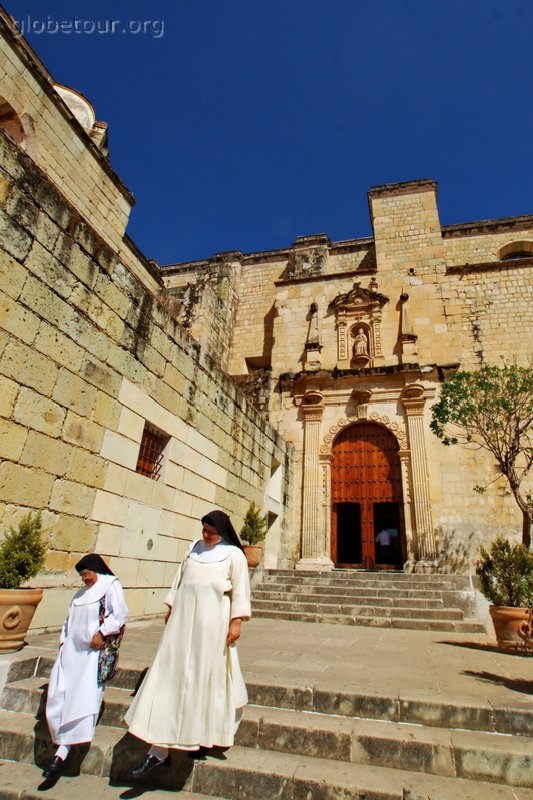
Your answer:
(430, 364), (533, 548)
(240, 502), (267, 546)
(0, 511), (47, 589)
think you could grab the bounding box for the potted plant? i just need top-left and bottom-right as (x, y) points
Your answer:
(477, 535), (533, 649)
(240, 502), (267, 568)
(0, 511), (47, 653)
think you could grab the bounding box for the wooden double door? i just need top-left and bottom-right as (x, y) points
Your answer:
(331, 423), (405, 568)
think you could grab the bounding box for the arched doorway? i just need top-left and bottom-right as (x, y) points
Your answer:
(331, 422), (405, 568)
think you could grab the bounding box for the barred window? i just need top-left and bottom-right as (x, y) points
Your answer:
(135, 423), (169, 481)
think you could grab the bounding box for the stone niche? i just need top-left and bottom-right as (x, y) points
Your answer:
(329, 280), (389, 369)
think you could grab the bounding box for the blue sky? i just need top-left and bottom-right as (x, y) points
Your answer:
(6, 0), (533, 264)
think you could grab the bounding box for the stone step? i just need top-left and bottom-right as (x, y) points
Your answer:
(253, 589), (448, 608)
(266, 569), (473, 588)
(262, 571), (473, 589)
(239, 704), (533, 788)
(1, 677), (131, 729)
(191, 745), (533, 800)
(257, 581), (472, 601)
(0, 758), (216, 799)
(7, 665), (533, 740)
(0, 709), (532, 798)
(252, 607), (486, 633)
(259, 581), (472, 597)
(252, 598), (466, 620)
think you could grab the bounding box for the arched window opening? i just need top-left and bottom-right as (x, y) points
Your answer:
(0, 98), (26, 149)
(502, 251), (532, 261)
(498, 242), (533, 261)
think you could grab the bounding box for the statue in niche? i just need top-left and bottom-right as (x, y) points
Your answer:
(353, 328), (368, 356)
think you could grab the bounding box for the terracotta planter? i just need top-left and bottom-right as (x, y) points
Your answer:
(243, 545), (263, 568)
(0, 588), (43, 653)
(489, 605), (533, 649)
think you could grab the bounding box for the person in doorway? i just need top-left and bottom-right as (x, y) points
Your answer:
(375, 528), (393, 563)
(43, 555), (128, 779)
(126, 510), (251, 778)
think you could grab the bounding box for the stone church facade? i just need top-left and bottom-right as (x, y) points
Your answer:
(163, 181), (533, 575)
(0, 12), (532, 633)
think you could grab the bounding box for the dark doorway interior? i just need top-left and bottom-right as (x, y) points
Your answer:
(335, 502), (362, 564)
(373, 502), (402, 565)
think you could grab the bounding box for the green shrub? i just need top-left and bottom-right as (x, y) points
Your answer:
(0, 511), (47, 589)
(240, 502), (267, 546)
(477, 535), (533, 607)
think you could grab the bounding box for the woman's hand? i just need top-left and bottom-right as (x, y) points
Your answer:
(90, 631), (105, 650)
(227, 618), (242, 645)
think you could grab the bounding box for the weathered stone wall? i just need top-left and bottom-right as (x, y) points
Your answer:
(439, 261), (533, 370)
(443, 223), (533, 266)
(228, 259), (285, 375)
(164, 243), (376, 379)
(0, 129), (293, 628)
(0, 13), (132, 251)
(161, 256), (242, 372)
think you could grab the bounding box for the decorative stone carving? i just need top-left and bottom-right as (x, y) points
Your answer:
(330, 281), (389, 368)
(330, 281), (389, 311)
(352, 388), (372, 419)
(350, 325), (371, 368)
(319, 413), (407, 454)
(398, 293), (418, 361)
(286, 246), (327, 279)
(320, 416), (349, 454)
(353, 328), (369, 355)
(304, 302), (322, 372)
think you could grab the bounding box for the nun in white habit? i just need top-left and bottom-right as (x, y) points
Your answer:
(127, 510), (251, 778)
(43, 554), (128, 779)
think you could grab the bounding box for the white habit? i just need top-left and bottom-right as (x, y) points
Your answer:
(126, 539), (251, 750)
(46, 574), (128, 745)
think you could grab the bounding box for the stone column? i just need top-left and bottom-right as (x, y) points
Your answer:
(296, 393), (334, 571)
(401, 385), (437, 570)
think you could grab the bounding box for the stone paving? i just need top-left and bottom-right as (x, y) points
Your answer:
(0, 616), (528, 799)
(26, 615), (533, 714)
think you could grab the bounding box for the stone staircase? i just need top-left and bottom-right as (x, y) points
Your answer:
(252, 569), (487, 633)
(0, 647), (532, 798)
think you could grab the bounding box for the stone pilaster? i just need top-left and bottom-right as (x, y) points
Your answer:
(401, 386), (437, 570)
(397, 448), (416, 569)
(296, 393), (333, 571)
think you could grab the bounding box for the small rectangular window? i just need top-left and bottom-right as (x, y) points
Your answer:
(135, 423), (169, 481)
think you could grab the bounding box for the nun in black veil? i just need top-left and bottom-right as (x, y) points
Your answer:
(42, 554), (128, 778)
(127, 510), (251, 778)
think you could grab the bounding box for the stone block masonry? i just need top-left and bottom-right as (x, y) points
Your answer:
(0, 128), (293, 630)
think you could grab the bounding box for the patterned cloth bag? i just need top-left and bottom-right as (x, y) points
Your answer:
(97, 595), (126, 685)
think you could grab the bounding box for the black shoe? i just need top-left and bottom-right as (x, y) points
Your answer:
(131, 753), (170, 778)
(42, 756), (64, 779)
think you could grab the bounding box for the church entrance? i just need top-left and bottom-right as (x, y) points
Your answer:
(331, 422), (405, 568)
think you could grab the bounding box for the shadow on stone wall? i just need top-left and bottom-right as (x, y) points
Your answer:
(435, 525), (522, 575)
(435, 526), (480, 574)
